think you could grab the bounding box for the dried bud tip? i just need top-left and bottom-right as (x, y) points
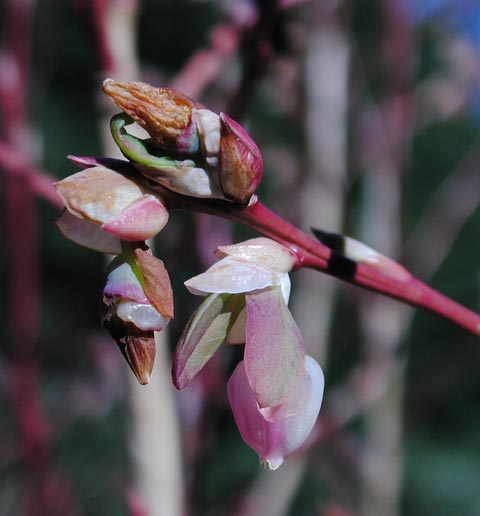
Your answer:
(118, 335), (156, 385)
(219, 113), (263, 205)
(102, 79), (198, 150)
(102, 299), (158, 385)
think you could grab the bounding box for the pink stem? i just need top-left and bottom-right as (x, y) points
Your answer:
(0, 141), (63, 207)
(170, 196), (480, 336)
(68, 156), (480, 336)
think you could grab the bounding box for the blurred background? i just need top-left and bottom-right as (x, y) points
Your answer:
(1, 0), (480, 515)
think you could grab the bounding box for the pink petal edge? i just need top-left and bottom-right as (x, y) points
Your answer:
(101, 194), (169, 241)
(55, 210), (121, 254)
(227, 356), (324, 470)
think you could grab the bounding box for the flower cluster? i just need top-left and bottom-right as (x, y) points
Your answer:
(54, 80), (325, 468)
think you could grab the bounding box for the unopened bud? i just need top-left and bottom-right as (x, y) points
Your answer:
(101, 247), (173, 384)
(218, 113), (263, 205)
(102, 304), (156, 386)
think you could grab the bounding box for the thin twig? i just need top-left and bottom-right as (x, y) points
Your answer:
(0, 141), (62, 208)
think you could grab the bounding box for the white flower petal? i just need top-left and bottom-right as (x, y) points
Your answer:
(104, 262), (148, 304)
(215, 238), (296, 273)
(185, 256), (283, 296)
(116, 300), (170, 331)
(279, 273), (291, 304)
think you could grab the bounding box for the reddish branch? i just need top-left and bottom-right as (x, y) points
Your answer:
(69, 155), (480, 336)
(0, 0), (75, 513)
(0, 141), (63, 208)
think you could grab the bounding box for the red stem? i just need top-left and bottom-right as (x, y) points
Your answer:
(69, 156), (480, 336)
(170, 196), (480, 336)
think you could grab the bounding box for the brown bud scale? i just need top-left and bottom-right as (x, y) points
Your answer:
(102, 301), (156, 385)
(103, 80), (199, 149)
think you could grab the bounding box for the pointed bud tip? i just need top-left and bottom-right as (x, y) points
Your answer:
(111, 334), (156, 386)
(263, 456), (283, 471)
(136, 372), (151, 385)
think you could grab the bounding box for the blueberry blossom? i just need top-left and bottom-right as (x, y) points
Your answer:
(173, 238), (325, 467)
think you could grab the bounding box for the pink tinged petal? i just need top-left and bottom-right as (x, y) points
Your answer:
(54, 166), (147, 224)
(173, 294), (232, 389)
(184, 256), (282, 296)
(215, 238), (296, 273)
(227, 357), (324, 470)
(104, 262), (149, 304)
(116, 300), (170, 331)
(244, 287), (305, 410)
(55, 210), (122, 254)
(101, 194), (168, 241)
(260, 364), (310, 423)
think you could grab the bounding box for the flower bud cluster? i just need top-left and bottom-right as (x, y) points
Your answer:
(55, 81), (324, 470)
(103, 80), (263, 205)
(54, 162), (174, 382)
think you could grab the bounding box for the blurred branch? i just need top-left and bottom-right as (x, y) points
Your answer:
(0, 0), (76, 513)
(234, 456), (306, 516)
(245, 6), (353, 515)
(90, 2), (184, 515)
(226, 0), (281, 119)
(170, 23), (241, 99)
(0, 141), (62, 208)
(403, 141), (480, 278)
(353, 1), (414, 514)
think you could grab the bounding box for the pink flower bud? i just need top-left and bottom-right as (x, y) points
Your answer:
(218, 113), (263, 205)
(227, 356), (324, 470)
(101, 246), (173, 384)
(102, 257), (170, 335)
(54, 166), (169, 250)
